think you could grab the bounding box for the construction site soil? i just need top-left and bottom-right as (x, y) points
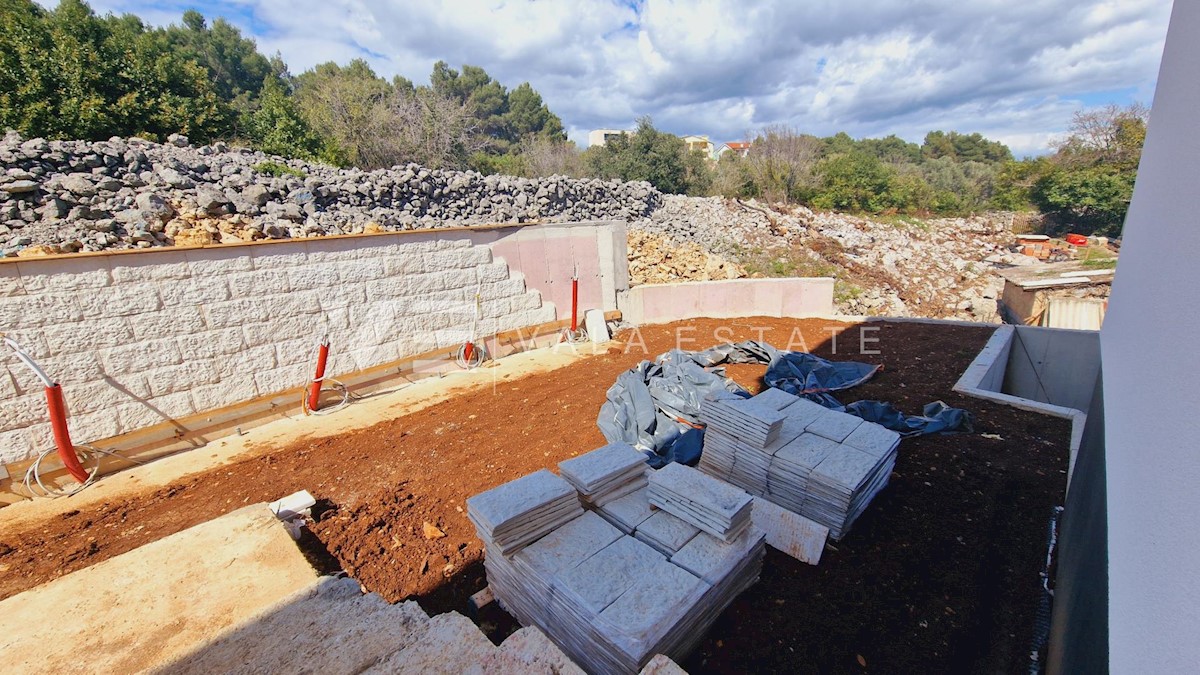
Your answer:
(0, 318), (1069, 674)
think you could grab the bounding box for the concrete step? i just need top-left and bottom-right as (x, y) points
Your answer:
(162, 576), (433, 674)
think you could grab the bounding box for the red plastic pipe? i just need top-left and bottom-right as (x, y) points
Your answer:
(570, 276), (579, 332)
(45, 384), (88, 483)
(308, 341), (330, 412)
(463, 341), (475, 363)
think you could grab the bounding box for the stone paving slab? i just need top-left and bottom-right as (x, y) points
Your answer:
(804, 408), (864, 443)
(597, 486), (655, 533)
(557, 535), (664, 614)
(635, 510), (701, 555)
(559, 442), (647, 494)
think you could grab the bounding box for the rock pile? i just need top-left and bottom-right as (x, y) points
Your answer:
(0, 130), (659, 255)
(1, 130), (1045, 322)
(626, 229), (745, 285)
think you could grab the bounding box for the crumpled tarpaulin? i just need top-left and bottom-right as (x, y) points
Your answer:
(597, 341), (974, 467)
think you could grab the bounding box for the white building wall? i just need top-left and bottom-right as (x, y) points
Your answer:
(1102, 1), (1200, 671)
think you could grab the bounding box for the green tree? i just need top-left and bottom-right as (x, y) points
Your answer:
(811, 152), (894, 212)
(244, 74), (327, 160)
(506, 82), (565, 141)
(0, 0), (226, 142)
(584, 117), (695, 194)
(164, 10), (272, 117)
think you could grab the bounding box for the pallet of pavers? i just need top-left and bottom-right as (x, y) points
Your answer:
(475, 465), (765, 675)
(698, 388), (900, 541)
(647, 462), (754, 543)
(466, 469), (584, 556)
(559, 442), (649, 507)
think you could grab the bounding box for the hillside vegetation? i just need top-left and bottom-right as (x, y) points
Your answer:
(0, 0), (1144, 236)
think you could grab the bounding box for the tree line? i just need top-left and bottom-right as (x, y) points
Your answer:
(0, 1), (1143, 236)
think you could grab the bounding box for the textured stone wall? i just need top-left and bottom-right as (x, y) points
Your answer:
(0, 232), (559, 465)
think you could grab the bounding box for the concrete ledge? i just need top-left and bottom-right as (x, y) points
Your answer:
(617, 278), (835, 325)
(953, 325), (1090, 484)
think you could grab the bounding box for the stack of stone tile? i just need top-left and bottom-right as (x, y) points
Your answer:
(559, 442), (649, 507)
(466, 470), (583, 556)
(483, 505), (764, 675)
(647, 462), (753, 543)
(698, 391), (823, 497)
(699, 388), (900, 540)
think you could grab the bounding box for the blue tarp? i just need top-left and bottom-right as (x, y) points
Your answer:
(596, 341), (974, 467)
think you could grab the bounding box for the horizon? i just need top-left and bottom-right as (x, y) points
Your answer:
(35, 0), (1173, 158)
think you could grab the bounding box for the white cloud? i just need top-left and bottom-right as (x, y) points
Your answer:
(57, 0), (1173, 155)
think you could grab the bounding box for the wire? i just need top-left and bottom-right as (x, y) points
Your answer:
(302, 378), (351, 416)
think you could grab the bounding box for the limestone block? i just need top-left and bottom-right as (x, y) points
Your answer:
(16, 257), (111, 293)
(129, 307), (206, 341)
(177, 327), (245, 361)
(337, 260), (386, 283)
(70, 409), (123, 443)
(99, 338), (183, 375)
(214, 344), (277, 379)
(0, 366), (16, 400)
(109, 252), (192, 283)
(77, 285), (162, 319)
(0, 427), (35, 464)
(318, 282), (367, 309)
(191, 375), (258, 412)
(62, 380), (137, 415)
(203, 298), (272, 328)
(227, 269), (290, 298)
(145, 362), (220, 397)
(25, 351), (106, 387)
(44, 319), (133, 354)
(243, 316), (314, 348)
(477, 261), (510, 283)
(159, 276), (230, 306)
(0, 264), (26, 297)
(509, 292), (544, 312)
(252, 363), (310, 396)
(273, 338), (314, 367)
(383, 254), (425, 276)
(0, 393), (46, 429)
(115, 391), (193, 432)
(286, 264), (341, 292)
(185, 248), (253, 276)
(249, 245), (308, 269)
(271, 290), (321, 318)
(0, 296), (82, 328)
(363, 278), (409, 301)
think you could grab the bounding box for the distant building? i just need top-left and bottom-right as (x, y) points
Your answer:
(681, 135), (715, 157)
(587, 129), (629, 147)
(715, 141), (752, 159)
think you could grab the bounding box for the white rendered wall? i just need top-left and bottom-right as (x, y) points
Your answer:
(1102, 1), (1200, 671)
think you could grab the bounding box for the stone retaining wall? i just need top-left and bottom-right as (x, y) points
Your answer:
(0, 222), (626, 466)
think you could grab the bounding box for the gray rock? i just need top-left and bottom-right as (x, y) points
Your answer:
(136, 193), (174, 223)
(1, 180), (37, 194)
(243, 184), (271, 206)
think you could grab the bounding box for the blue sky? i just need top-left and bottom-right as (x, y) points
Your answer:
(50, 0), (1174, 157)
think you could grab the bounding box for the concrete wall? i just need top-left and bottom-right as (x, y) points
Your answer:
(1004, 326), (1101, 413)
(1100, 2), (1200, 671)
(1048, 371), (1108, 675)
(0, 222), (624, 467)
(616, 277), (835, 325)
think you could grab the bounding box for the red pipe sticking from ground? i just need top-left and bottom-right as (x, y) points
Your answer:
(45, 384), (89, 483)
(570, 276), (579, 332)
(308, 341), (330, 412)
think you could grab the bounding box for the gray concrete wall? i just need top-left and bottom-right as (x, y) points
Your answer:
(1004, 326), (1101, 413)
(0, 222), (624, 466)
(1048, 371), (1108, 675)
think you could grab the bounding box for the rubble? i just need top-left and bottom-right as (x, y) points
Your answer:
(0, 130), (659, 255)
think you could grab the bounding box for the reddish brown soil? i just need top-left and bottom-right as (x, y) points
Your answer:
(0, 318), (1068, 674)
